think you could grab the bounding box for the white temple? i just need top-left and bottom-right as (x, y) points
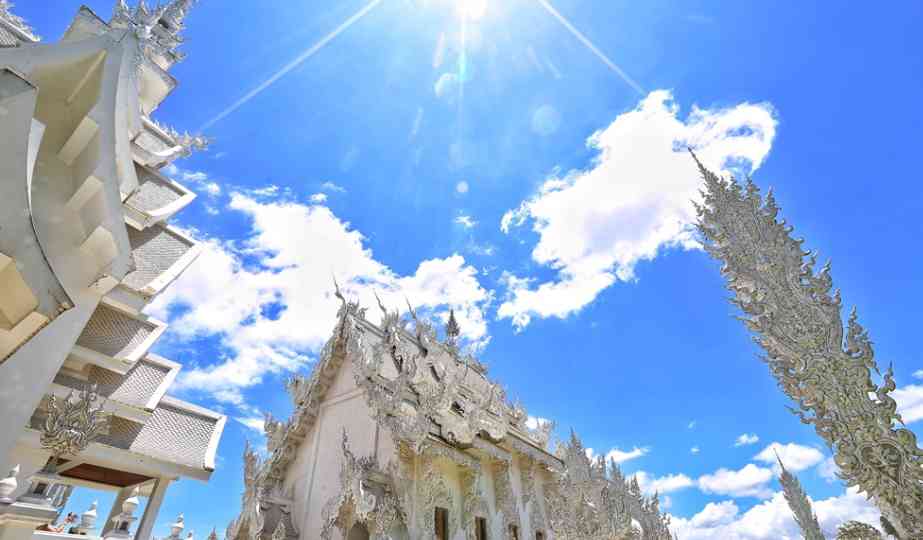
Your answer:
(0, 3), (225, 540)
(3, 2), (916, 540)
(226, 296), (674, 540)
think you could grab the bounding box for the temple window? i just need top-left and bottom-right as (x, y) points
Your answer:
(509, 524), (520, 540)
(535, 532), (545, 540)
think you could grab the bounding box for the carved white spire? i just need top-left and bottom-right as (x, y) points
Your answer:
(110, 0), (198, 66)
(694, 151), (923, 537)
(776, 454), (824, 540)
(445, 308), (460, 348)
(167, 514), (185, 540)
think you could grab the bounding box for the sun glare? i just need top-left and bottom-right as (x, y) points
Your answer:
(457, 0), (487, 20)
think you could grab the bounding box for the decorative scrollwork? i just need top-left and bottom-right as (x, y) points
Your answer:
(41, 385), (108, 472)
(320, 430), (404, 539)
(693, 152), (923, 536)
(111, 0), (194, 68)
(543, 432), (671, 540)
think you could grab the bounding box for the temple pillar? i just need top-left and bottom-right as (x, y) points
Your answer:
(102, 485), (135, 536)
(135, 478), (171, 540)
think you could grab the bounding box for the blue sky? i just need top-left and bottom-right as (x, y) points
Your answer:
(20, 1), (923, 537)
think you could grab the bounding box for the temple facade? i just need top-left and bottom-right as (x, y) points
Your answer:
(227, 294), (674, 540)
(0, 2), (224, 540)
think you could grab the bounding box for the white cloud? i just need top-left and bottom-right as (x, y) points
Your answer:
(455, 215), (477, 229)
(689, 500), (739, 529)
(688, 420), (697, 429)
(818, 456), (840, 483)
(894, 384), (923, 424)
(236, 415), (265, 432)
(605, 446), (649, 464)
(309, 192), (328, 204)
(148, 193), (492, 405)
(690, 446), (701, 455)
(163, 164), (221, 197)
(203, 182), (221, 196)
(734, 433), (760, 447)
(697, 464), (774, 499)
(497, 90), (776, 329)
(632, 471), (694, 495)
(670, 487), (880, 540)
(456, 180), (469, 194)
(912, 369), (923, 380)
(753, 442), (825, 473)
(320, 181), (346, 193)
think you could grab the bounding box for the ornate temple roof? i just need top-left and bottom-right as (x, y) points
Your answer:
(29, 394), (225, 478)
(123, 223), (201, 296)
(74, 303), (167, 371)
(253, 293), (560, 500)
(54, 354), (179, 413)
(0, 0), (38, 45)
(230, 293), (675, 540)
(124, 163), (197, 228)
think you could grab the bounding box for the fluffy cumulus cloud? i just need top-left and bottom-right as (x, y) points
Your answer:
(734, 433), (760, 447)
(585, 446), (650, 466)
(697, 464), (774, 499)
(894, 383), (923, 424)
(753, 442), (825, 473)
(148, 193), (492, 405)
(670, 487), (880, 540)
(498, 90), (776, 329)
(633, 471), (694, 495)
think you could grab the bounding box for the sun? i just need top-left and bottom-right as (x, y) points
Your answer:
(456, 0), (487, 21)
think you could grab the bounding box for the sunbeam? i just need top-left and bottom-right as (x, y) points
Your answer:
(199, 0), (384, 131)
(535, 0), (644, 95)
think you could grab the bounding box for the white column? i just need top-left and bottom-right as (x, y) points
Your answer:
(102, 485), (134, 536)
(134, 478), (171, 540)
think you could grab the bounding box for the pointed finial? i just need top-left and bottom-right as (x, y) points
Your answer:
(405, 297), (418, 321)
(206, 528), (218, 540)
(445, 309), (460, 345)
(332, 275), (345, 305)
(373, 290), (388, 315)
(773, 448), (791, 476)
(169, 514), (185, 539)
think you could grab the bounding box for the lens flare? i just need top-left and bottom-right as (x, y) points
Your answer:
(457, 0), (487, 21)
